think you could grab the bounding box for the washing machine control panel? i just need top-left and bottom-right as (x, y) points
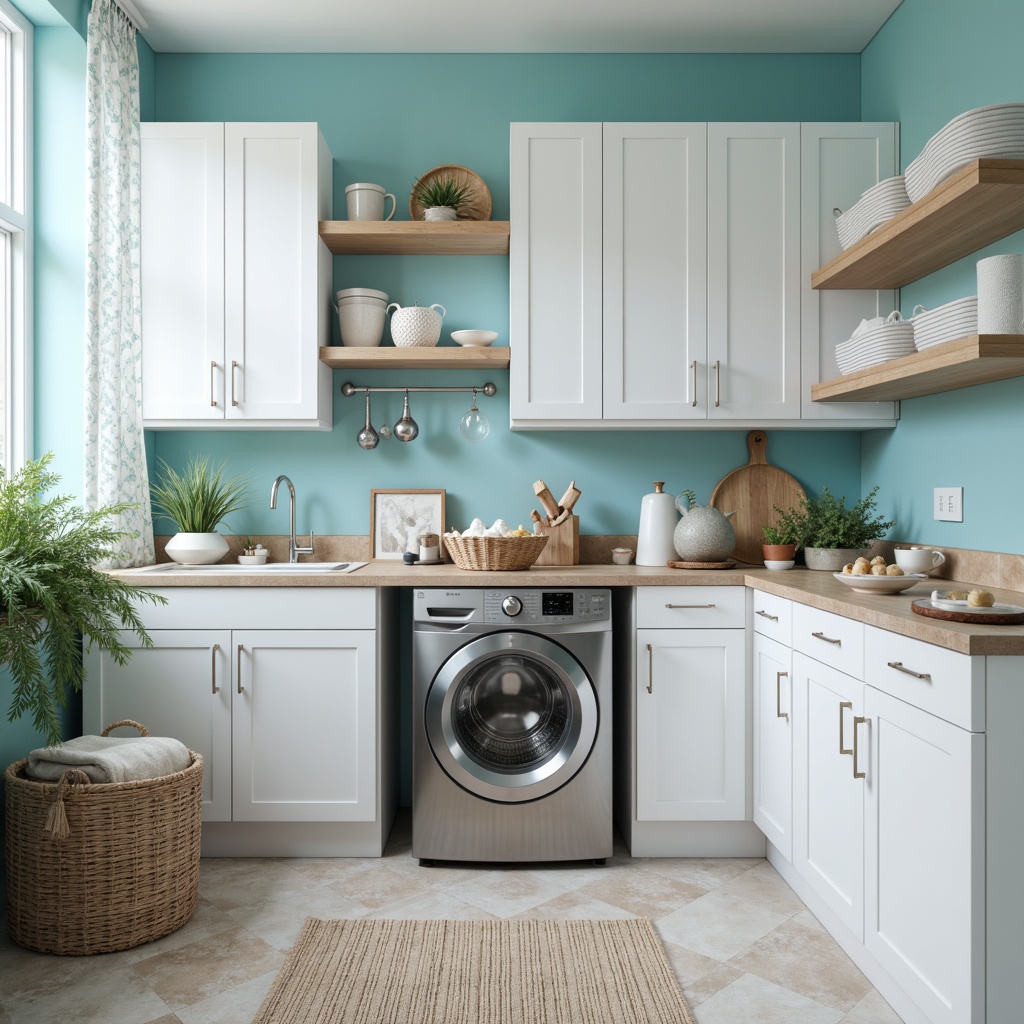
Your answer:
(482, 589), (609, 625)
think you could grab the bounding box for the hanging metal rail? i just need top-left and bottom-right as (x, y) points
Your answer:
(340, 382), (498, 397)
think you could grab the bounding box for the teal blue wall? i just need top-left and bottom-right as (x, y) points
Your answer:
(860, 0), (1024, 552)
(145, 53), (866, 540)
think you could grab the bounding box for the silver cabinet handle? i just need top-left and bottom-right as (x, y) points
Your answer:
(853, 716), (867, 779)
(211, 643), (220, 694)
(210, 361), (218, 407)
(776, 671), (789, 720)
(714, 359), (721, 408)
(665, 603), (716, 609)
(839, 700), (853, 755)
(690, 360), (697, 407)
(646, 643), (653, 694)
(812, 631), (841, 646)
(887, 660), (932, 681)
(755, 609), (779, 621)
(231, 360), (240, 407)
(236, 643), (244, 693)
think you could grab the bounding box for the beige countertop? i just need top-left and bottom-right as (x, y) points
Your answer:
(112, 561), (1024, 657)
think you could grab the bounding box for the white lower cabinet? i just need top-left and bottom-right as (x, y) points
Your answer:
(751, 631), (793, 859)
(84, 588), (398, 856)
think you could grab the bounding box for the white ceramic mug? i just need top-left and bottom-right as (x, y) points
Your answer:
(345, 183), (396, 222)
(894, 547), (946, 574)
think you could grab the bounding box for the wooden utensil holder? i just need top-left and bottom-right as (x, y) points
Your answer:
(535, 515), (579, 565)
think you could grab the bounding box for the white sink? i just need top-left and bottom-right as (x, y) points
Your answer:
(133, 561), (368, 575)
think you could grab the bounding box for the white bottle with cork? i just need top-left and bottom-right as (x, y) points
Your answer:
(636, 482), (679, 566)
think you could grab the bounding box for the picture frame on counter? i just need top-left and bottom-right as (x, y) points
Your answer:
(370, 488), (446, 560)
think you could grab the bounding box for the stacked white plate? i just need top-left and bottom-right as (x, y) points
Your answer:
(911, 296), (979, 350)
(835, 175), (912, 250)
(835, 315), (917, 375)
(905, 103), (1024, 202)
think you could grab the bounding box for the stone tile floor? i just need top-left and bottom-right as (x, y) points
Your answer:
(0, 812), (903, 1023)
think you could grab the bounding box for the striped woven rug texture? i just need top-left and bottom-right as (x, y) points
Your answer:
(252, 917), (696, 1024)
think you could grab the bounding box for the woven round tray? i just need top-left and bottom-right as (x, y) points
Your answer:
(4, 720), (203, 955)
(410, 164), (492, 221)
(444, 533), (547, 571)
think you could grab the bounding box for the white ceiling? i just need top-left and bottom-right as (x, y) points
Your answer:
(127, 0), (904, 55)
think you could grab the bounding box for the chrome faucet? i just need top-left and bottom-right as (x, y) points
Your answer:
(269, 474), (315, 563)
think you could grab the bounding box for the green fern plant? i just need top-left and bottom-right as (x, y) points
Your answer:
(0, 453), (167, 745)
(149, 455), (252, 534)
(412, 175), (472, 211)
(773, 485), (894, 550)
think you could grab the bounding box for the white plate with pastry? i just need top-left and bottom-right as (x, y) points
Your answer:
(833, 572), (928, 595)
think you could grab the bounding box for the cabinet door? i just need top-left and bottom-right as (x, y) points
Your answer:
(635, 628), (746, 821)
(707, 123), (801, 421)
(224, 123), (331, 425)
(83, 630), (233, 821)
(864, 686), (984, 1024)
(752, 632), (793, 860)
(791, 652), (864, 938)
(800, 123), (898, 424)
(231, 629), (377, 822)
(141, 123), (225, 423)
(510, 123), (604, 425)
(603, 123), (708, 420)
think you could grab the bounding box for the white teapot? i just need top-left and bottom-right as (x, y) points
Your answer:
(387, 302), (446, 348)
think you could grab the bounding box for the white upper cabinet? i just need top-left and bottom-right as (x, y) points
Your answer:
(141, 122), (333, 429)
(800, 123), (898, 423)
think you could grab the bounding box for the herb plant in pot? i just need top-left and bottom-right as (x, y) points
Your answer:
(150, 455), (252, 565)
(773, 485), (894, 571)
(0, 454), (166, 745)
(761, 523), (798, 565)
(411, 175), (473, 221)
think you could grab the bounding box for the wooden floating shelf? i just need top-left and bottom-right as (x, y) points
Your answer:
(812, 160), (1024, 290)
(319, 346), (510, 370)
(811, 335), (1024, 403)
(318, 220), (510, 255)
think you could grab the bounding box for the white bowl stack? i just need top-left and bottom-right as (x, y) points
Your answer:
(904, 103), (1024, 203)
(835, 175), (913, 250)
(835, 313), (916, 375)
(910, 296), (979, 351)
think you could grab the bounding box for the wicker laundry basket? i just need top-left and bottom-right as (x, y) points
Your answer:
(443, 533), (548, 571)
(4, 720), (203, 955)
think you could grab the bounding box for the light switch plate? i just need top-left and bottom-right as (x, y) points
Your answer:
(934, 486), (963, 522)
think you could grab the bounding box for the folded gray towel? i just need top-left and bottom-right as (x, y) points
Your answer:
(26, 733), (192, 784)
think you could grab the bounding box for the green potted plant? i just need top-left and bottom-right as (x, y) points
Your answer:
(761, 522), (798, 564)
(773, 485), (894, 571)
(412, 175), (473, 221)
(150, 454), (252, 565)
(238, 535), (268, 565)
(0, 453), (167, 745)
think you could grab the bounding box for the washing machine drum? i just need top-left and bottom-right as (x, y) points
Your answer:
(425, 632), (598, 803)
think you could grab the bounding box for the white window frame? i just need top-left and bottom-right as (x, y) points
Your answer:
(0, 0), (31, 474)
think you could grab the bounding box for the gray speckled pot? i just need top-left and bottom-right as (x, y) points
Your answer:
(673, 504), (736, 562)
(803, 546), (868, 571)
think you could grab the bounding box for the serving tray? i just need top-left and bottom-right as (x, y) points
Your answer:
(911, 599), (1024, 625)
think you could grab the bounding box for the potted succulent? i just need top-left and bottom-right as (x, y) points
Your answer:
(772, 485), (894, 571)
(0, 453), (166, 745)
(761, 522), (798, 563)
(238, 535), (268, 565)
(411, 175), (473, 221)
(150, 454), (252, 565)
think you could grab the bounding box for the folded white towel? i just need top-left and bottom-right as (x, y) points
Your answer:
(26, 734), (192, 784)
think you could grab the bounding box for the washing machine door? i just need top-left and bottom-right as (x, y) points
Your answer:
(425, 631), (598, 803)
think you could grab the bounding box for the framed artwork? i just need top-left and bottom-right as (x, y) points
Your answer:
(370, 489), (446, 560)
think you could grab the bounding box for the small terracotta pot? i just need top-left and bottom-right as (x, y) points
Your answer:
(762, 543), (797, 562)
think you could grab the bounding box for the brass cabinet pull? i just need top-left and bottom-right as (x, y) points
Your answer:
(776, 671), (789, 719)
(209, 361), (218, 407)
(231, 360), (240, 407)
(887, 660), (932, 681)
(812, 631), (841, 646)
(211, 643), (220, 694)
(236, 643), (244, 693)
(646, 643), (654, 694)
(755, 609), (779, 621)
(690, 360), (698, 407)
(665, 603), (716, 609)
(852, 716), (867, 779)
(714, 359), (721, 407)
(839, 700), (853, 755)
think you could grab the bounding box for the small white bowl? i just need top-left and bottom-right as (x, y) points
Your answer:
(451, 330), (498, 347)
(764, 559), (795, 571)
(611, 547), (633, 565)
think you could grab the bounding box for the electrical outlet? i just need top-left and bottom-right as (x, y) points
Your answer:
(934, 487), (964, 522)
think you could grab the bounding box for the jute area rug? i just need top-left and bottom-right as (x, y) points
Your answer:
(252, 917), (696, 1024)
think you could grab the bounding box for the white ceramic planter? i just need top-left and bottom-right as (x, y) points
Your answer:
(238, 553), (269, 566)
(165, 532), (230, 565)
(422, 206), (458, 221)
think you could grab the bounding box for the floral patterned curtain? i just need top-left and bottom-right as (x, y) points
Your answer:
(84, 0), (153, 567)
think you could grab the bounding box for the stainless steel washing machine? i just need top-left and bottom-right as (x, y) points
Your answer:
(412, 587), (612, 865)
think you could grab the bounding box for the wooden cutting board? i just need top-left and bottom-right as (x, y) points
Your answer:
(710, 431), (805, 565)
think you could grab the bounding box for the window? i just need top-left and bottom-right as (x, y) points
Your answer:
(0, 0), (30, 474)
